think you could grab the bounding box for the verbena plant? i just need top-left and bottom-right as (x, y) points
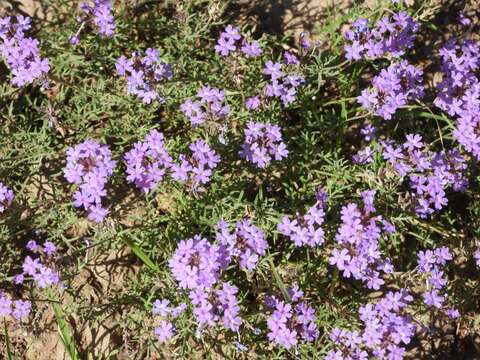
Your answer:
(0, 0), (479, 358)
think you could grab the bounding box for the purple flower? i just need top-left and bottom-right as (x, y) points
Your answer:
(115, 49), (173, 104)
(190, 282), (242, 332)
(0, 16), (50, 87)
(214, 25), (255, 57)
(434, 39), (480, 160)
(327, 290), (414, 359)
(380, 135), (468, 217)
(79, 0), (115, 38)
(284, 51), (300, 65)
(124, 129), (172, 193)
(43, 241), (56, 256)
(64, 140), (116, 222)
(278, 188), (327, 247)
(171, 139), (220, 190)
(358, 60), (424, 120)
(344, 11), (418, 61)
(0, 294), (12, 317)
(245, 96), (261, 110)
(241, 40), (262, 58)
(266, 288), (318, 349)
(154, 321), (175, 342)
(239, 121), (288, 168)
(262, 59), (304, 105)
(417, 246), (456, 315)
(215, 219), (268, 271)
(26, 240), (38, 251)
(12, 300), (31, 320)
(168, 235), (227, 290)
(180, 86), (229, 126)
(330, 191), (394, 289)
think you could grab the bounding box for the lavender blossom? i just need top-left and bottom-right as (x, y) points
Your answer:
(358, 60), (424, 120)
(239, 121), (288, 168)
(0, 182), (14, 213)
(171, 139), (220, 190)
(151, 298), (186, 342)
(215, 25), (262, 58)
(189, 282), (242, 332)
(330, 190), (395, 290)
(326, 290), (415, 359)
(266, 287), (318, 349)
(115, 49), (173, 104)
(381, 135), (467, 217)
(0, 16), (50, 87)
(180, 86), (229, 126)
(417, 246), (458, 316)
(64, 140), (116, 222)
(168, 235), (227, 290)
(278, 188), (327, 247)
(79, 0), (115, 37)
(434, 39), (480, 160)
(215, 219), (268, 271)
(263, 58), (305, 105)
(344, 11), (418, 61)
(124, 129), (172, 193)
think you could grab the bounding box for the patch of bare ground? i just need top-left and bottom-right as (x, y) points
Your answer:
(1, 247), (140, 359)
(227, 0), (352, 42)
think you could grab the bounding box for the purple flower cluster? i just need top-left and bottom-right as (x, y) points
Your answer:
(0, 16), (50, 87)
(214, 25), (262, 58)
(180, 86), (230, 126)
(239, 121), (288, 168)
(18, 239), (59, 289)
(116, 48), (174, 104)
(263, 58), (305, 105)
(168, 234), (244, 332)
(433, 39), (480, 160)
(417, 246), (458, 317)
(0, 182), (14, 213)
(124, 129), (172, 193)
(189, 282), (242, 332)
(475, 249), (480, 267)
(344, 12), (418, 61)
(171, 139), (220, 190)
(330, 190), (395, 290)
(352, 145), (374, 165)
(278, 188), (327, 247)
(382, 134), (468, 217)
(0, 293), (31, 321)
(152, 299), (186, 343)
(215, 219), (268, 271)
(266, 285), (318, 349)
(64, 140), (116, 222)
(358, 60), (424, 120)
(79, 0), (115, 37)
(352, 124), (377, 165)
(326, 290), (415, 360)
(168, 235), (226, 290)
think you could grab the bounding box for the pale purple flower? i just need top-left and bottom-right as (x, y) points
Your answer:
(240, 121), (288, 168)
(115, 49), (173, 104)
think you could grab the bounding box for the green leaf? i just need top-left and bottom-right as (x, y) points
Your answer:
(124, 237), (160, 273)
(51, 301), (80, 360)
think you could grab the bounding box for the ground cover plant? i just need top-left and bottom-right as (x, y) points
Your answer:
(1, 0), (480, 358)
